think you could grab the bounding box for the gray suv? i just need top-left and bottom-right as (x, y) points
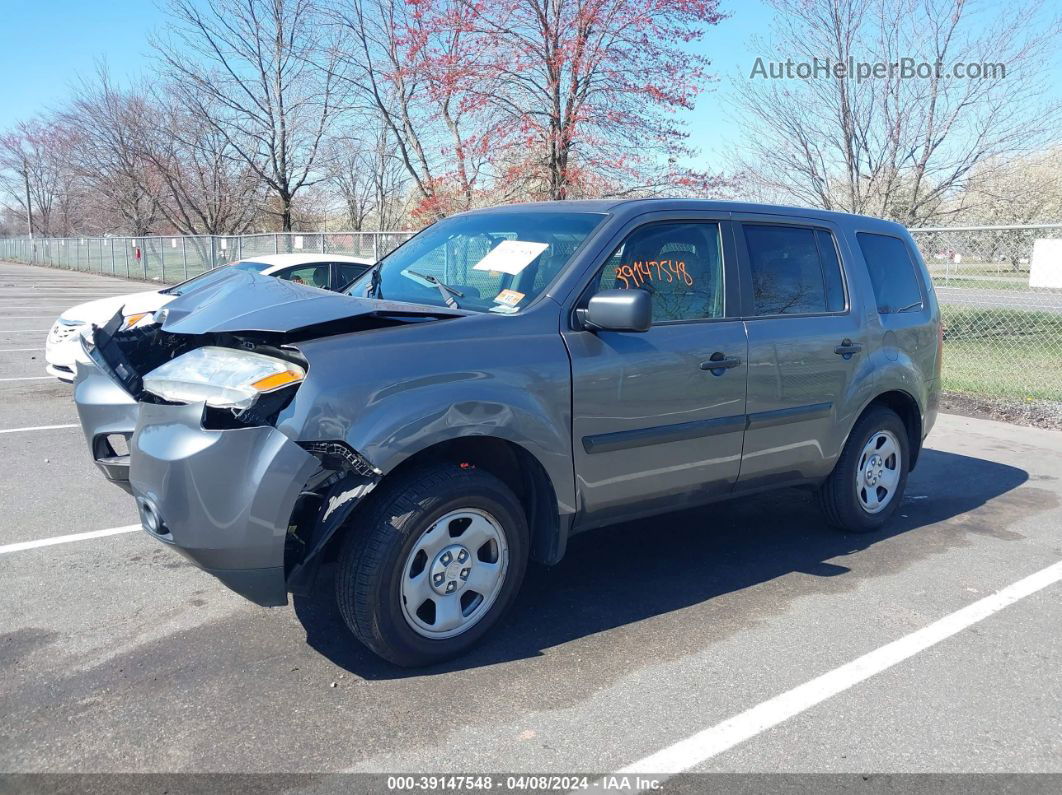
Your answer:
(73, 200), (941, 666)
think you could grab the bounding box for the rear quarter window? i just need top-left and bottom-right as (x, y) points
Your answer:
(857, 233), (924, 314)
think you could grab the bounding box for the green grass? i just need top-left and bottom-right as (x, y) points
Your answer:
(941, 307), (1062, 401)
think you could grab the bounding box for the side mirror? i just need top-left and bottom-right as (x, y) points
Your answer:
(578, 289), (652, 333)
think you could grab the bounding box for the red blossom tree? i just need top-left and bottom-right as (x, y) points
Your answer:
(453, 0), (729, 199)
(331, 0), (728, 215)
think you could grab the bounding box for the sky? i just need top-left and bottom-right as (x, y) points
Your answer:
(1, 0), (1056, 173)
(0, 0), (772, 159)
(0, 0), (168, 124)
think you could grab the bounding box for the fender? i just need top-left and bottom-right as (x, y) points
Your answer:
(281, 310), (577, 521)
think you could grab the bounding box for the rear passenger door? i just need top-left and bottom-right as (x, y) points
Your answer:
(735, 216), (869, 488)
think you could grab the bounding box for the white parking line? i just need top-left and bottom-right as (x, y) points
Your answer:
(0, 524), (141, 555)
(0, 329), (51, 333)
(0, 376), (53, 382)
(0, 423), (78, 434)
(0, 348), (44, 352)
(610, 559), (1062, 780)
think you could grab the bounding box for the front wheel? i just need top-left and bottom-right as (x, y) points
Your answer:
(335, 463), (529, 667)
(819, 407), (910, 533)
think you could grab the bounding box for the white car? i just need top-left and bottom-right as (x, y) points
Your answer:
(45, 253), (373, 382)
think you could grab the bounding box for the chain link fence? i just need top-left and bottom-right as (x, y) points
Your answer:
(0, 232), (414, 284)
(2, 224), (1061, 411)
(910, 224), (1062, 413)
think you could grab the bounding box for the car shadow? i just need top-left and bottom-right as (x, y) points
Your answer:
(292, 448), (1030, 678)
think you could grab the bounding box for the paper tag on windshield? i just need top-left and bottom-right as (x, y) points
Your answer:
(494, 289), (525, 307)
(472, 240), (549, 276)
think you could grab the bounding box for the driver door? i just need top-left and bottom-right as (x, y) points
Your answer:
(562, 216), (749, 530)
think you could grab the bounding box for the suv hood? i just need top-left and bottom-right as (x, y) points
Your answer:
(159, 268), (467, 336)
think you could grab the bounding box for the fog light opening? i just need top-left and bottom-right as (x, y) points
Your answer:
(106, 433), (130, 457)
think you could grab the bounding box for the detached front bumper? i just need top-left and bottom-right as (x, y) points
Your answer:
(128, 401), (319, 606)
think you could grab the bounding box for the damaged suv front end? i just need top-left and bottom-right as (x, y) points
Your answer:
(74, 269), (464, 606)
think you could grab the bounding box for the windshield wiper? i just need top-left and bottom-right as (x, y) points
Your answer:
(368, 261), (383, 299)
(406, 269), (464, 308)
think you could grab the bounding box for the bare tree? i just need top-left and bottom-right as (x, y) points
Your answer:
(327, 0), (488, 221)
(62, 65), (162, 236)
(325, 117), (409, 230)
(154, 0), (344, 230)
(732, 0), (1061, 226)
(142, 93), (265, 236)
(0, 118), (80, 236)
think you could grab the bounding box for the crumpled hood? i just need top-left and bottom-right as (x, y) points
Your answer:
(159, 268), (467, 335)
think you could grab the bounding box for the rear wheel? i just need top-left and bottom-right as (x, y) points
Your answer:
(335, 463), (529, 667)
(819, 407), (909, 533)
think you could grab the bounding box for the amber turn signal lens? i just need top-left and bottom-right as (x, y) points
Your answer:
(122, 312), (148, 329)
(250, 370), (303, 392)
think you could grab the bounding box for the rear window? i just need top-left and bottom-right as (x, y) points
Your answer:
(743, 225), (846, 315)
(857, 233), (924, 313)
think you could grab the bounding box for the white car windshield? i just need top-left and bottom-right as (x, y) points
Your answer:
(162, 261), (271, 296)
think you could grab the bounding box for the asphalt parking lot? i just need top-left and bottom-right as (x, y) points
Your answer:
(1, 260), (1060, 777)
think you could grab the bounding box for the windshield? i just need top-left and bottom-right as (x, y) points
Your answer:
(162, 260), (271, 296)
(346, 211), (605, 313)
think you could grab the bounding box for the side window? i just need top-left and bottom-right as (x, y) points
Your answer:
(857, 233), (924, 313)
(744, 224), (846, 315)
(277, 264), (331, 289)
(597, 222), (724, 322)
(334, 263), (367, 289)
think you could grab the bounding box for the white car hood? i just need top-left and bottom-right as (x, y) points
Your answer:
(60, 289), (174, 325)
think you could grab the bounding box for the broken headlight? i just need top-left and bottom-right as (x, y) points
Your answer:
(142, 346), (305, 410)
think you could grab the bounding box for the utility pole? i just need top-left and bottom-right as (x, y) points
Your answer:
(22, 157), (35, 263)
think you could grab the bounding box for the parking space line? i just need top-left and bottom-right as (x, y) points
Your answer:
(0, 424), (78, 434)
(0, 329), (51, 333)
(0, 348), (44, 352)
(0, 525), (141, 555)
(610, 559), (1062, 779)
(0, 376), (53, 382)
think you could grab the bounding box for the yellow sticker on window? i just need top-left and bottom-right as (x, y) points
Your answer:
(494, 289), (525, 307)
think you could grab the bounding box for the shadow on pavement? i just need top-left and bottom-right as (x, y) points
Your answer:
(293, 448), (1030, 678)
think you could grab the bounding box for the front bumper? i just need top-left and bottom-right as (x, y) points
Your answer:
(129, 401), (319, 606)
(73, 354), (139, 491)
(45, 338), (79, 382)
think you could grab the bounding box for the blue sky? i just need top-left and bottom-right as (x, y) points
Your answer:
(0, 0), (771, 167)
(1, 0), (167, 122)
(2, 0), (1055, 173)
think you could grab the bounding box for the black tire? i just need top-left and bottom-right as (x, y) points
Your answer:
(818, 407), (910, 533)
(335, 462), (529, 667)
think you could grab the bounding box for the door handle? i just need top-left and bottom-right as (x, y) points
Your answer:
(700, 352), (742, 373)
(834, 339), (863, 359)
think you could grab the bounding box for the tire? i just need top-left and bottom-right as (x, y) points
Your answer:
(818, 407), (910, 533)
(335, 462), (529, 667)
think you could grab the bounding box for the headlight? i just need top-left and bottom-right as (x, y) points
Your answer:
(142, 346), (305, 410)
(121, 312), (153, 330)
(48, 318), (85, 344)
